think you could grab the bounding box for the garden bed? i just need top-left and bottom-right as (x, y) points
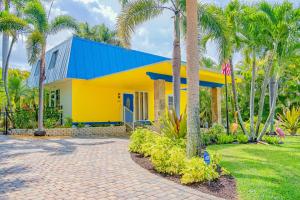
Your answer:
(131, 152), (237, 200)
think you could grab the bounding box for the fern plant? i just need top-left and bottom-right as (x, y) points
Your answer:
(278, 107), (300, 135)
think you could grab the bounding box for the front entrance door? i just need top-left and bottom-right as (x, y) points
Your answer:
(123, 93), (134, 123)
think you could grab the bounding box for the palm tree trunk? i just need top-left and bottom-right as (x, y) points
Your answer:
(186, 0), (201, 158)
(269, 75), (276, 133)
(3, 37), (16, 115)
(37, 46), (46, 132)
(249, 50), (256, 140)
(172, 12), (181, 118)
(229, 58), (248, 136)
(255, 54), (273, 135)
(2, 34), (9, 79)
(258, 79), (278, 140)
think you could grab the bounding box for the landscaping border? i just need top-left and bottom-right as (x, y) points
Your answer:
(7, 126), (128, 137)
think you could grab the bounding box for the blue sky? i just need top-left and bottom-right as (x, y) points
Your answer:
(0, 0), (299, 71)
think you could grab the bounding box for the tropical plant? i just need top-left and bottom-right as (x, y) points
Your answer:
(76, 22), (121, 46)
(202, 1), (248, 137)
(8, 75), (29, 108)
(159, 109), (187, 140)
(257, 1), (300, 140)
(117, 0), (186, 118)
(0, 1), (28, 113)
(23, 0), (78, 134)
(262, 135), (280, 145)
(278, 107), (300, 135)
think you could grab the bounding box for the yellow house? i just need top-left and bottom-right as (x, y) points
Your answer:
(28, 36), (228, 127)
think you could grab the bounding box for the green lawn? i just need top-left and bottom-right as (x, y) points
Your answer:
(207, 136), (300, 200)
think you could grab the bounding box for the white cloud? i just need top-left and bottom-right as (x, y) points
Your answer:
(91, 5), (117, 23)
(73, 0), (117, 24)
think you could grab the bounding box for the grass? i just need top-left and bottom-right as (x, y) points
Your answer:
(207, 136), (300, 200)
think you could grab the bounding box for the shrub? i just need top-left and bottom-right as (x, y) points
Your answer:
(13, 108), (36, 129)
(236, 134), (249, 144)
(77, 122), (85, 128)
(44, 118), (59, 128)
(159, 109), (187, 139)
(181, 157), (219, 184)
(63, 117), (73, 128)
(207, 123), (226, 135)
(278, 107), (300, 135)
(216, 134), (234, 144)
(262, 135), (280, 145)
(129, 128), (159, 155)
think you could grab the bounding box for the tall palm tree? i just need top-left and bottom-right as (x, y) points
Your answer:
(76, 22), (121, 46)
(239, 6), (267, 140)
(23, 0), (78, 135)
(206, 1), (248, 136)
(117, 0), (185, 118)
(0, 3), (27, 113)
(186, 0), (200, 158)
(257, 1), (299, 136)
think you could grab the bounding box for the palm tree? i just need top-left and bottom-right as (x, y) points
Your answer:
(8, 75), (29, 109)
(76, 22), (121, 46)
(186, 0), (201, 158)
(205, 1), (248, 137)
(239, 6), (267, 140)
(0, 2), (27, 113)
(23, 0), (78, 135)
(117, 0), (185, 118)
(257, 1), (299, 137)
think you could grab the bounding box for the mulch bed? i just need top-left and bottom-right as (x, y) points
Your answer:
(131, 152), (237, 200)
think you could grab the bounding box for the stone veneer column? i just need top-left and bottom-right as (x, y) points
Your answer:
(154, 79), (166, 121)
(211, 87), (222, 124)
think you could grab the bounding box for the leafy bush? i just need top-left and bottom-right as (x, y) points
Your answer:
(129, 128), (159, 154)
(236, 134), (249, 144)
(216, 134), (235, 144)
(207, 123), (226, 135)
(181, 157), (219, 184)
(159, 109), (187, 139)
(77, 122), (85, 128)
(262, 135), (280, 145)
(44, 118), (59, 128)
(13, 108), (36, 129)
(63, 117), (73, 128)
(278, 107), (300, 135)
(129, 128), (222, 184)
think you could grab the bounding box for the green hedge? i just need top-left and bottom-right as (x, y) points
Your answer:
(129, 128), (226, 184)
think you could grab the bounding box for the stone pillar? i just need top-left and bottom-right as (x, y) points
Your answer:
(211, 87), (221, 124)
(154, 79), (166, 121)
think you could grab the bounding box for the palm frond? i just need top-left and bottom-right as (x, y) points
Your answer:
(0, 11), (27, 33)
(117, 0), (163, 47)
(23, 0), (48, 33)
(26, 30), (44, 65)
(49, 15), (78, 34)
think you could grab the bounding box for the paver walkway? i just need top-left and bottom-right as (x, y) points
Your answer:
(0, 136), (222, 200)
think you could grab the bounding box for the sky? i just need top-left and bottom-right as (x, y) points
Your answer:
(0, 0), (299, 71)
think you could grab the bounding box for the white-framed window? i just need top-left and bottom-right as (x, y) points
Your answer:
(135, 92), (148, 120)
(168, 95), (174, 110)
(48, 89), (60, 108)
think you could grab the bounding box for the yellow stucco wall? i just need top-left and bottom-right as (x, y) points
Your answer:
(71, 79), (157, 123)
(71, 79), (188, 123)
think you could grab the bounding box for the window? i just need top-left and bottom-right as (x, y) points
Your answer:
(34, 60), (41, 76)
(168, 95), (174, 110)
(48, 50), (59, 69)
(48, 89), (60, 108)
(135, 92), (148, 121)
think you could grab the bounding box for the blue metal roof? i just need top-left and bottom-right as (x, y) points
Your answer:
(67, 36), (170, 79)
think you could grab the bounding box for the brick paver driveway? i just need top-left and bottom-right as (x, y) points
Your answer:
(0, 136), (221, 200)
